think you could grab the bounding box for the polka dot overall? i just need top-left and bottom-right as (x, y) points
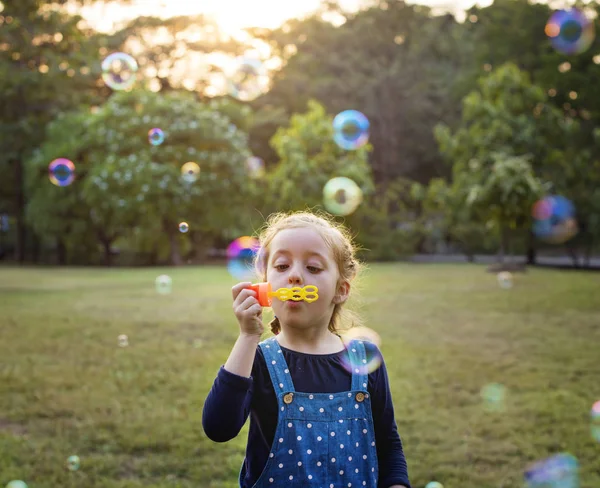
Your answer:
(239, 336), (379, 487)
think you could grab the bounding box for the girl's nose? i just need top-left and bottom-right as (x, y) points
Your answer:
(288, 267), (303, 286)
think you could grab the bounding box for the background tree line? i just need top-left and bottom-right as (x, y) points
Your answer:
(2, 0), (599, 266)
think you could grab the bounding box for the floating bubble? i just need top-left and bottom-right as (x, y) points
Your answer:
(333, 110), (370, 150)
(66, 455), (80, 471)
(496, 271), (513, 290)
(148, 128), (164, 146)
(339, 326), (383, 375)
(525, 453), (579, 488)
(480, 383), (506, 412)
(49, 158), (75, 187)
(228, 57), (269, 101)
(118, 334), (129, 348)
(425, 483), (444, 488)
(323, 177), (363, 216)
(545, 9), (595, 55)
(179, 222), (189, 233)
(532, 195), (578, 244)
(101, 52), (138, 91)
(246, 156), (265, 178)
(155, 275), (172, 295)
(591, 400), (600, 442)
(5, 482), (28, 488)
(227, 236), (260, 280)
(181, 162), (200, 183)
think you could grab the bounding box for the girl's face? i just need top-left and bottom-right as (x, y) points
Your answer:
(266, 227), (348, 330)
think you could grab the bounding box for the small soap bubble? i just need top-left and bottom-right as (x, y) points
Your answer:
(155, 275), (172, 295)
(333, 110), (370, 150)
(425, 483), (444, 488)
(481, 383), (506, 412)
(246, 156), (265, 178)
(532, 195), (578, 244)
(339, 326), (383, 375)
(181, 162), (200, 183)
(101, 52), (138, 91)
(118, 334), (129, 348)
(5, 482), (28, 488)
(524, 453), (579, 488)
(66, 455), (80, 471)
(497, 271), (513, 289)
(227, 236), (260, 280)
(323, 177), (363, 216)
(591, 400), (600, 442)
(178, 222), (189, 233)
(48, 158), (75, 187)
(545, 9), (595, 55)
(228, 57), (269, 101)
(148, 128), (165, 146)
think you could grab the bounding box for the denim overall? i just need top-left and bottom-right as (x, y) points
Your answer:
(240, 335), (379, 487)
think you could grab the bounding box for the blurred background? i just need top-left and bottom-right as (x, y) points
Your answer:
(1, 0), (600, 487)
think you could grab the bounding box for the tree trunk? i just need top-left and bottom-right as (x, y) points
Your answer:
(166, 224), (183, 266)
(102, 239), (112, 267)
(14, 158), (26, 263)
(498, 225), (509, 263)
(565, 244), (579, 268)
(526, 230), (537, 265)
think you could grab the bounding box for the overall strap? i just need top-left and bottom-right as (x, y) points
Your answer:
(259, 336), (296, 394)
(347, 339), (369, 391)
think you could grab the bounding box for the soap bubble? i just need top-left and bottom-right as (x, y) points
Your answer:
(481, 383), (506, 412)
(5, 482), (28, 488)
(246, 156), (265, 178)
(532, 195), (578, 244)
(118, 334), (129, 347)
(155, 275), (172, 295)
(228, 57), (269, 101)
(179, 222), (189, 233)
(333, 110), (369, 150)
(181, 162), (200, 183)
(591, 400), (600, 442)
(339, 326), (383, 375)
(48, 158), (75, 187)
(66, 455), (80, 471)
(425, 483), (444, 488)
(496, 271), (513, 289)
(545, 9), (595, 55)
(101, 52), (138, 91)
(148, 128), (165, 146)
(227, 236), (260, 280)
(323, 177), (363, 216)
(524, 453), (579, 488)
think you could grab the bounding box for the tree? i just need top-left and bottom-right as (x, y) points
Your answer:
(26, 89), (259, 265)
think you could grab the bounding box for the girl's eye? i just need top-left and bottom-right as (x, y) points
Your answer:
(274, 264), (288, 271)
(307, 266), (321, 273)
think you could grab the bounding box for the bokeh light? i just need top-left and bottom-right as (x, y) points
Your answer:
(179, 221), (189, 233)
(591, 400), (600, 442)
(101, 52), (138, 91)
(545, 9), (595, 55)
(48, 158), (75, 187)
(118, 334), (129, 347)
(496, 271), (513, 289)
(226, 236), (260, 280)
(181, 162), (200, 183)
(333, 110), (370, 150)
(323, 177), (363, 216)
(246, 156), (265, 178)
(155, 275), (172, 295)
(148, 128), (165, 146)
(480, 383), (506, 412)
(228, 57), (269, 101)
(339, 326), (383, 375)
(524, 453), (579, 488)
(66, 455), (80, 471)
(532, 195), (579, 244)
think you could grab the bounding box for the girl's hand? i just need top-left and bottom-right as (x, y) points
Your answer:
(231, 282), (264, 337)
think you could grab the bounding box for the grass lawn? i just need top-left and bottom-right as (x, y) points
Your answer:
(1, 264), (599, 488)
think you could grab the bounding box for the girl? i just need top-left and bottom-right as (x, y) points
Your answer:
(202, 211), (410, 488)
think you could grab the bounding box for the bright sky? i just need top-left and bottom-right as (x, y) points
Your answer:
(79, 0), (494, 35)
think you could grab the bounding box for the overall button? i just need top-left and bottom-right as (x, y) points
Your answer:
(355, 392), (365, 402)
(284, 393), (294, 404)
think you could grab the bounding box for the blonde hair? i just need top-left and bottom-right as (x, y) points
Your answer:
(254, 210), (363, 336)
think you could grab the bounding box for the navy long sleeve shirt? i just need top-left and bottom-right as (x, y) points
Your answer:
(202, 339), (411, 488)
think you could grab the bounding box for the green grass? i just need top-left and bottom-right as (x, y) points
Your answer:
(1, 264), (599, 488)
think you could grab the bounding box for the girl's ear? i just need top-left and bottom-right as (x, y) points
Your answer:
(333, 280), (350, 304)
